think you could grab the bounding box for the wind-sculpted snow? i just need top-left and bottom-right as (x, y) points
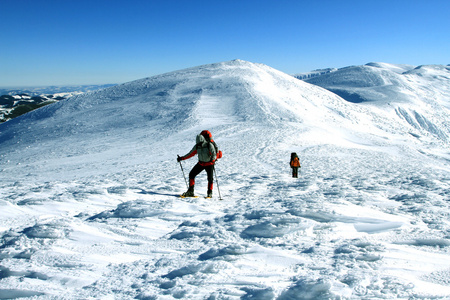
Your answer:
(1, 60), (450, 298)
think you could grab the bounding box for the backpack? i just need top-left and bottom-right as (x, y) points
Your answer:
(201, 130), (222, 159)
(290, 152), (300, 167)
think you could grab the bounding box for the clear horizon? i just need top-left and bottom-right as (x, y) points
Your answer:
(1, 0), (449, 87)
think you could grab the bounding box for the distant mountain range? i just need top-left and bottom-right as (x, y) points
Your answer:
(0, 84), (116, 97)
(0, 84), (116, 122)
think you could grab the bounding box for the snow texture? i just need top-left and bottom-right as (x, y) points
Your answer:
(1, 59), (450, 299)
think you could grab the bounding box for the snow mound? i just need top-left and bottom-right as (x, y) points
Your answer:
(89, 200), (172, 219)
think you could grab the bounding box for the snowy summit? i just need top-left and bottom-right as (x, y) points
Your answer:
(1, 59), (450, 299)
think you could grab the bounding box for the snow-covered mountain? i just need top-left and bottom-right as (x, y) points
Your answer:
(1, 60), (450, 299)
(303, 62), (450, 142)
(0, 94), (66, 123)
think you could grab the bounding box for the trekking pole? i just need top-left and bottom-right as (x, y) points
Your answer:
(213, 165), (223, 200)
(178, 156), (188, 189)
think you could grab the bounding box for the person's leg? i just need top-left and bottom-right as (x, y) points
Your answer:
(206, 165), (214, 197)
(183, 163), (204, 196)
(189, 163), (205, 186)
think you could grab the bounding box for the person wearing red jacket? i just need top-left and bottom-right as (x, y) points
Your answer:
(178, 132), (218, 197)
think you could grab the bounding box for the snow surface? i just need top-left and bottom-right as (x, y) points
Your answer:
(0, 59), (450, 299)
(305, 63), (450, 143)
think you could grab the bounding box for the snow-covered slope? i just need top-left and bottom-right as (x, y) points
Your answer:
(0, 59), (376, 181)
(305, 63), (450, 142)
(1, 60), (450, 299)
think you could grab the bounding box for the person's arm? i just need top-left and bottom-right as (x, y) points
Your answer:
(180, 145), (197, 161)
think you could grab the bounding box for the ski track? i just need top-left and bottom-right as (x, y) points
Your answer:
(1, 127), (450, 299)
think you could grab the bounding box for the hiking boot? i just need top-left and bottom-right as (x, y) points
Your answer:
(182, 186), (195, 197)
(207, 189), (213, 198)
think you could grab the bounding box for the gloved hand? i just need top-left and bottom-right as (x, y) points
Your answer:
(177, 155), (182, 162)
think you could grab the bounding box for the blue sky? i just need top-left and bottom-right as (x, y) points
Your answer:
(1, 0), (449, 87)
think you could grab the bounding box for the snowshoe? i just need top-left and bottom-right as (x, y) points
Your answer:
(181, 186), (195, 198)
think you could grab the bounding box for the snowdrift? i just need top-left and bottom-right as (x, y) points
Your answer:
(1, 60), (450, 299)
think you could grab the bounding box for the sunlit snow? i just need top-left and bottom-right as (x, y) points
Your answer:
(1, 60), (449, 299)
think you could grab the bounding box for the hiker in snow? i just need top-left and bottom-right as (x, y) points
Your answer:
(290, 152), (301, 178)
(177, 130), (221, 198)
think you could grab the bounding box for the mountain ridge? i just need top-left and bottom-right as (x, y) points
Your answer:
(1, 59), (449, 180)
(302, 62), (450, 142)
(2, 59), (368, 180)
